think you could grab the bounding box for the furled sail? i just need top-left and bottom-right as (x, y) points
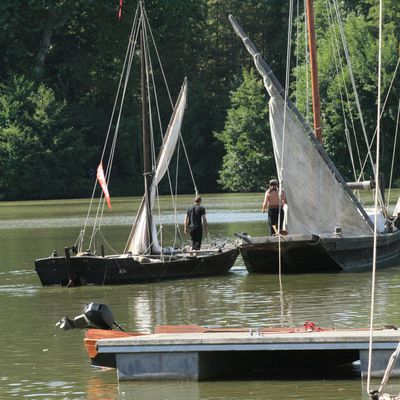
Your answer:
(229, 15), (373, 236)
(125, 78), (188, 254)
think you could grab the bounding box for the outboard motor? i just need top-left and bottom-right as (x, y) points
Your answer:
(56, 302), (124, 331)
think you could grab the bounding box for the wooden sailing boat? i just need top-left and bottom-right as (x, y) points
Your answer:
(35, 2), (238, 286)
(230, 2), (400, 273)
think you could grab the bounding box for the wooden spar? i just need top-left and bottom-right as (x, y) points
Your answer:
(305, 0), (323, 143)
(140, 5), (153, 253)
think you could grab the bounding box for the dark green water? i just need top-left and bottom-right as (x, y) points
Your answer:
(1, 193), (400, 399)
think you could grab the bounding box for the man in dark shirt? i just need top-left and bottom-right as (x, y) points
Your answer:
(184, 196), (208, 250)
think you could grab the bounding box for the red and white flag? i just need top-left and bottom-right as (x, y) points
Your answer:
(118, 0), (123, 20)
(97, 162), (112, 209)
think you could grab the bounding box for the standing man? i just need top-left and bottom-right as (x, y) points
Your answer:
(262, 179), (287, 235)
(184, 196), (208, 250)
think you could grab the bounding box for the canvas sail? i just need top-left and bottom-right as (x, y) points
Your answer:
(229, 15), (373, 236)
(125, 79), (188, 254)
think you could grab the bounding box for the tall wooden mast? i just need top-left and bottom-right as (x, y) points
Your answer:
(140, 3), (153, 253)
(305, 0), (323, 143)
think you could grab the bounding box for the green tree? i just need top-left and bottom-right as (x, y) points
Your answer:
(0, 75), (90, 200)
(215, 69), (274, 192)
(196, 0), (290, 192)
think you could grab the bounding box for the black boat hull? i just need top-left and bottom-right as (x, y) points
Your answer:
(238, 231), (400, 273)
(35, 247), (239, 286)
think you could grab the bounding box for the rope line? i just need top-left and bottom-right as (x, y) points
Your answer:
(304, 0), (310, 124)
(277, 0), (295, 292)
(295, 0), (300, 106)
(325, 0), (364, 180)
(333, 0), (386, 214)
(387, 98), (400, 210)
(325, 0), (359, 181)
(84, 3), (199, 257)
(359, 55), (400, 180)
(332, 0), (375, 176)
(91, 10), (141, 252)
(366, 0), (383, 394)
(144, 10), (198, 196)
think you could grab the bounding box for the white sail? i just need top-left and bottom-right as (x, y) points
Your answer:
(230, 15), (373, 236)
(268, 91), (372, 235)
(126, 79), (188, 254)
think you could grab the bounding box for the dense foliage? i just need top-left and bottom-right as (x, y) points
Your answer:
(215, 69), (274, 191)
(0, 0), (398, 200)
(0, 75), (90, 199)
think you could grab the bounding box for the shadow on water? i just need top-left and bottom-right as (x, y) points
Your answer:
(195, 355), (362, 381)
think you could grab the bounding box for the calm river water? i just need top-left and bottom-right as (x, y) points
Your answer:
(1, 192), (400, 399)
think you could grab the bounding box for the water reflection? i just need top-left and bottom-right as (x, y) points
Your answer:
(1, 193), (400, 399)
(116, 380), (365, 400)
(117, 269), (400, 332)
(0, 211), (267, 230)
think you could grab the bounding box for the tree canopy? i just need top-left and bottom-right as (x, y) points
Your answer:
(215, 69), (274, 191)
(0, 0), (399, 200)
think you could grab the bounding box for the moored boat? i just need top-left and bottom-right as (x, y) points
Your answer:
(34, 2), (238, 286)
(35, 244), (238, 286)
(229, 6), (400, 274)
(236, 231), (400, 273)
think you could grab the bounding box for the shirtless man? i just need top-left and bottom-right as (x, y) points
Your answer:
(262, 179), (287, 235)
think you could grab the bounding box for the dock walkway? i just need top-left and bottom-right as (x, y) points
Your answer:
(95, 328), (400, 381)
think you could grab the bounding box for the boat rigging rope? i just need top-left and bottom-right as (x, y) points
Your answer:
(325, 0), (361, 181)
(144, 10), (198, 198)
(359, 54), (400, 207)
(377, 341), (400, 396)
(366, 0), (383, 395)
(81, 3), (197, 255)
(91, 13), (141, 251)
(143, 8), (198, 250)
(142, 17), (165, 251)
(143, 12), (186, 250)
(359, 54), (400, 173)
(333, 0), (387, 215)
(326, 0), (364, 180)
(277, 0), (295, 292)
(356, 55), (400, 218)
(98, 230), (119, 255)
(146, 24), (182, 258)
(147, 66), (179, 250)
(304, 0), (310, 124)
(79, 6), (139, 250)
(387, 99), (400, 210)
(174, 142), (183, 248)
(295, 0), (300, 107)
(332, 0), (376, 179)
(82, 8), (140, 252)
